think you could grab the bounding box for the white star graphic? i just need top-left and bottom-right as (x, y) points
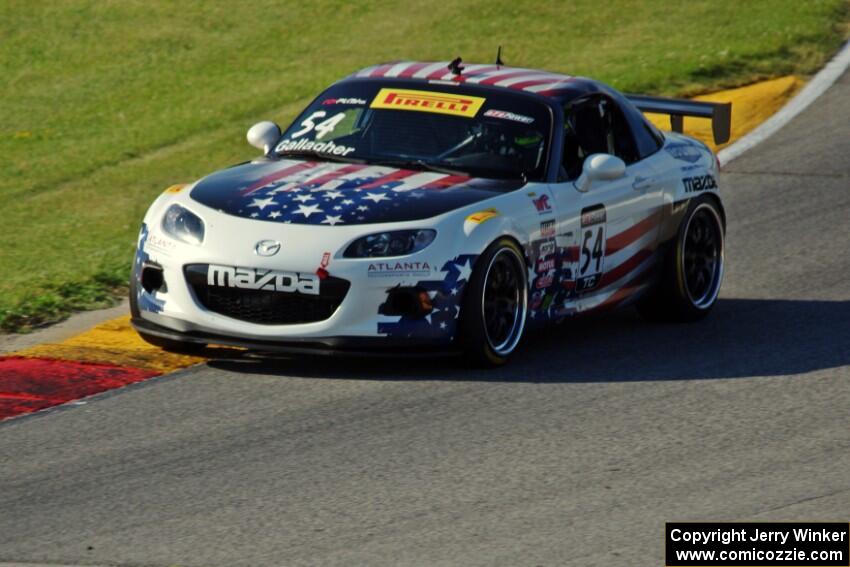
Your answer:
(249, 196), (276, 210)
(342, 199), (355, 205)
(333, 205), (342, 211)
(364, 192), (389, 203)
(439, 321), (447, 330)
(268, 211), (282, 219)
(320, 215), (343, 226)
(324, 190), (344, 200)
(293, 194), (314, 203)
(357, 205), (369, 212)
(455, 259), (473, 282)
(294, 203), (323, 218)
(250, 212), (259, 218)
(409, 191), (426, 199)
(450, 287), (458, 296)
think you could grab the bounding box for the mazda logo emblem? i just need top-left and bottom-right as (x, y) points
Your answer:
(255, 240), (281, 256)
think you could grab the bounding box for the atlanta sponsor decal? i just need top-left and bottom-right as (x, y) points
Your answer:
(540, 219), (556, 237)
(682, 174), (718, 193)
(370, 88), (486, 118)
(483, 109), (535, 124)
(368, 260), (433, 278)
(207, 264), (320, 295)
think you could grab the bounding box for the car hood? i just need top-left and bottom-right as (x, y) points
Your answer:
(189, 159), (524, 225)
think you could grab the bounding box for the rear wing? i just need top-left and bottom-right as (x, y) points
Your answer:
(626, 94), (732, 145)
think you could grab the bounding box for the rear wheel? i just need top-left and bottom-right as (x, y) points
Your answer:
(460, 238), (528, 367)
(638, 196), (725, 322)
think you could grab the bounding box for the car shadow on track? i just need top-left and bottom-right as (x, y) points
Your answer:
(206, 298), (850, 383)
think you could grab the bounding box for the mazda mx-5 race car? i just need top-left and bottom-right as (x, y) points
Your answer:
(131, 59), (731, 365)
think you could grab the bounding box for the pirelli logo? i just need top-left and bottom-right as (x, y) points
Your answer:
(370, 88), (486, 118)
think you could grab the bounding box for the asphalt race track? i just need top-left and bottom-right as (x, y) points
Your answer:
(1, 71), (848, 567)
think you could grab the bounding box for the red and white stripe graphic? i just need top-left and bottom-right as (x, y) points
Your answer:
(351, 62), (574, 97)
(582, 210), (662, 312)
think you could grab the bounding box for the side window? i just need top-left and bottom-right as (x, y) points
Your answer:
(560, 95), (641, 181)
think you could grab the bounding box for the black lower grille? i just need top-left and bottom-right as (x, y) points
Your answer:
(185, 264), (349, 325)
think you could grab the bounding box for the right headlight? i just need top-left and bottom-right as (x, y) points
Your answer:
(343, 229), (436, 258)
(161, 204), (205, 245)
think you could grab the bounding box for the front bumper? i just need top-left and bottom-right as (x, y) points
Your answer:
(131, 315), (459, 357)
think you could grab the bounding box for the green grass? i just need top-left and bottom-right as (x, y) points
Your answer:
(1, 0), (848, 331)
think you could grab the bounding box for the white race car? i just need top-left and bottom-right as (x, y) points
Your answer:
(131, 59), (731, 365)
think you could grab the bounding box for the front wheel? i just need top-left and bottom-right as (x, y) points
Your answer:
(459, 238), (528, 367)
(638, 196), (725, 322)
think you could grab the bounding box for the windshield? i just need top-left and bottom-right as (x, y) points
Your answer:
(275, 80), (553, 181)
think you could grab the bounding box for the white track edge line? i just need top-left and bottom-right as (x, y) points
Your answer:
(718, 39), (850, 166)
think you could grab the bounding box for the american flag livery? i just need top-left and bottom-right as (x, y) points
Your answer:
(527, 209), (662, 322)
(133, 224), (164, 314)
(190, 160), (523, 226)
(353, 61), (577, 98)
(377, 254), (477, 340)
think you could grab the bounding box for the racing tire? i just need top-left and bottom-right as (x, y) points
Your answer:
(129, 272), (206, 354)
(459, 238), (528, 367)
(637, 196), (725, 322)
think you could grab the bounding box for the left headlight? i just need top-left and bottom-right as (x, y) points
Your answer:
(344, 229), (436, 258)
(162, 204), (205, 245)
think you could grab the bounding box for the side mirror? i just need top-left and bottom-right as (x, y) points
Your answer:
(247, 121), (281, 155)
(574, 153), (626, 193)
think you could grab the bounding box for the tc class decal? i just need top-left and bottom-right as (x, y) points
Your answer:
(576, 204), (607, 293)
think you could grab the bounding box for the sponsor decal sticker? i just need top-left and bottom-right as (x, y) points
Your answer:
(535, 274), (554, 289)
(146, 232), (178, 252)
(580, 206), (606, 227)
(539, 240), (556, 257)
(207, 264), (320, 295)
(316, 251), (331, 280)
(537, 258), (555, 272)
(532, 193), (552, 214)
(465, 208), (500, 224)
(370, 88), (486, 118)
(368, 261), (432, 278)
(540, 219), (556, 237)
(666, 142), (703, 163)
(682, 174), (718, 193)
(483, 109), (535, 124)
(322, 97), (366, 105)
